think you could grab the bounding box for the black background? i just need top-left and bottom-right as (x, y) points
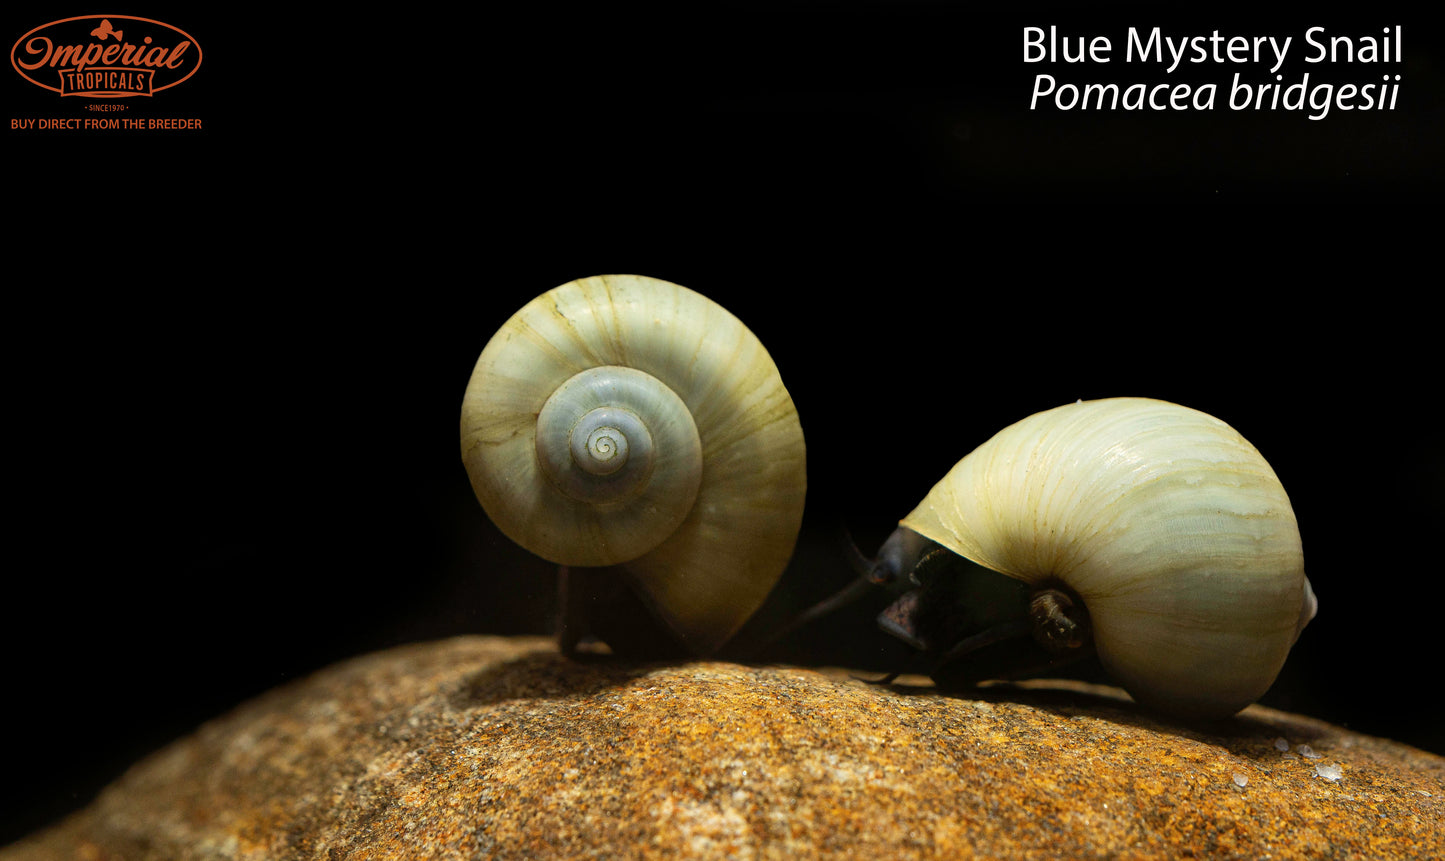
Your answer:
(6, 2), (1441, 845)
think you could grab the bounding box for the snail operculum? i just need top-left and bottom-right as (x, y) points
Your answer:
(871, 526), (1097, 685)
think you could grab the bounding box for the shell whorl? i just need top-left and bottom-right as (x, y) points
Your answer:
(901, 397), (1313, 719)
(461, 275), (806, 654)
(530, 365), (704, 560)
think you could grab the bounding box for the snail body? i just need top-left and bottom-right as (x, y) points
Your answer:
(461, 275), (806, 656)
(874, 397), (1316, 719)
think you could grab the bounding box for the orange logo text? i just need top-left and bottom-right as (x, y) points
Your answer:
(10, 16), (202, 97)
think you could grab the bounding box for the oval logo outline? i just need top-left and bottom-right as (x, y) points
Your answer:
(10, 15), (203, 96)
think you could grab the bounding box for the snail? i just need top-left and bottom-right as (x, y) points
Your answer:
(460, 274), (807, 657)
(867, 397), (1317, 720)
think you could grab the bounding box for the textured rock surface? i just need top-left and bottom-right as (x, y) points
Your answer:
(4, 635), (1441, 860)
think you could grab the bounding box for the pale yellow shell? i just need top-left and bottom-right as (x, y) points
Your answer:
(461, 275), (807, 655)
(902, 397), (1315, 719)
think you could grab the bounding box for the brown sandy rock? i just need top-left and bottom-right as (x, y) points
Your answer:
(3, 635), (1441, 860)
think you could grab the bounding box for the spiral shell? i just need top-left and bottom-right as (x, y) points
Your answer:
(900, 397), (1315, 719)
(461, 275), (807, 655)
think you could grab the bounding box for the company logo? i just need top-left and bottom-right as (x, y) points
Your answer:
(10, 16), (202, 97)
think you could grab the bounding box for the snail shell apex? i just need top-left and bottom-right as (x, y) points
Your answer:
(900, 397), (1314, 719)
(461, 275), (806, 655)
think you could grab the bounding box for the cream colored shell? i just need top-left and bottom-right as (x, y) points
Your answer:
(461, 275), (806, 655)
(902, 397), (1314, 719)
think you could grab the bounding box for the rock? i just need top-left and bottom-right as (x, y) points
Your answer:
(4, 636), (1441, 860)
